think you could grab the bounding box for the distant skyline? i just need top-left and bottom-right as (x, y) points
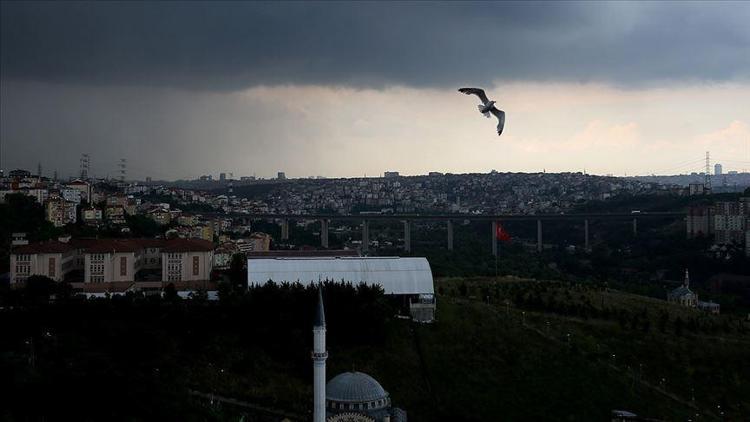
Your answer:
(2, 1), (749, 179)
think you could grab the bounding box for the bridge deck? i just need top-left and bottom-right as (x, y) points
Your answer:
(220, 212), (685, 221)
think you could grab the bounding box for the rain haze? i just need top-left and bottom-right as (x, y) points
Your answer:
(2, 1), (749, 179)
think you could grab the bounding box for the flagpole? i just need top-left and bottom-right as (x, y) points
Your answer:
(494, 221), (499, 278)
(494, 250), (498, 278)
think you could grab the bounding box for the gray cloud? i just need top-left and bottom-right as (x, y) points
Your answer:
(2, 1), (749, 90)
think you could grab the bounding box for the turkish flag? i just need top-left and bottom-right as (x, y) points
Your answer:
(496, 222), (511, 242)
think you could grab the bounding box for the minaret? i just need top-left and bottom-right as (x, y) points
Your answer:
(313, 288), (327, 422)
(684, 269), (690, 288)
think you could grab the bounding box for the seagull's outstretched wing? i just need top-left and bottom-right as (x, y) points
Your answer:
(458, 87), (490, 105)
(490, 107), (505, 136)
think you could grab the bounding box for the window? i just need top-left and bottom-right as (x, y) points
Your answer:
(49, 257), (56, 277)
(192, 256), (200, 276)
(90, 263), (104, 276)
(120, 256), (127, 276)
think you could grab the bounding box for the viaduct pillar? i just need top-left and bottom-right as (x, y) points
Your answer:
(491, 221), (498, 256)
(447, 220), (454, 251)
(320, 219), (329, 249)
(281, 219), (290, 240)
(537, 219), (543, 253)
(584, 219), (590, 251)
(362, 220), (369, 253)
(403, 220), (412, 253)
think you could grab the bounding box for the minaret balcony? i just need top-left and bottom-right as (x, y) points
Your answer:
(312, 351), (329, 359)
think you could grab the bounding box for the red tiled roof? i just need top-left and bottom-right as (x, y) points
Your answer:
(12, 241), (76, 254)
(161, 238), (214, 252)
(85, 239), (143, 253)
(135, 238), (165, 248)
(14, 237), (214, 255)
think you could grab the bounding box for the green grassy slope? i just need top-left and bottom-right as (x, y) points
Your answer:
(2, 279), (747, 421)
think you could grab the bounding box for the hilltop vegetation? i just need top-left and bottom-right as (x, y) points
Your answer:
(2, 277), (747, 421)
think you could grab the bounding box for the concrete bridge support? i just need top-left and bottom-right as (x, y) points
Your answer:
(403, 220), (412, 253)
(320, 219), (329, 249)
(362, 220), (369, 253)
(491, 221), (498, 256)
(584, 219), (590, 251)
(537, 219), (543, 253)
(281, 219), (290, 240)
(632, 218), (638, 237)
(447, 220), (454, 251)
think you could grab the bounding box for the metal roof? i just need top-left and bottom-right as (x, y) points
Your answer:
(326, 372), (388, 403)
(247, 257), (434, 295)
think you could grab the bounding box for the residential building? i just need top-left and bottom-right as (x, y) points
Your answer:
(84, 240), (142, 283)
(105, 206), (126, 225)
(147, 208), (172, 225)
(0, 188), (49, 204)
(178, 214), (198, 226)
(191, 224), (214, 241)
(82, 207), (103, 226)
(161, 239), (214, 282)
(10, 241), (78, 283)
(236, 232), (272, 253)
(213, 242), (239, 269)
(65, 180), (91, 202)
(46, 198), (77, 227)
(686, 205), (712, 238)
(10, 238), (214, 286)
(60, 188), (82, 204)
(714, 201), (747, 244)
(688, 183), (706, 195)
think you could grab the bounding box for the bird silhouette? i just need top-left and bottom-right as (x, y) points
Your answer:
(458, 87), (505, 136)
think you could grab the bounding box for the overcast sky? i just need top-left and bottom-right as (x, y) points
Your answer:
(2, 1), (749, 179)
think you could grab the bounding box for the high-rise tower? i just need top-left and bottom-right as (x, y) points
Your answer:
(312, 288), (327, 422)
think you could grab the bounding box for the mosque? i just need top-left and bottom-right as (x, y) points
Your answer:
(313, 289), (407, 422)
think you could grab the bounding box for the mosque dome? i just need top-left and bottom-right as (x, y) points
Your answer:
(326, 372), (390, 413)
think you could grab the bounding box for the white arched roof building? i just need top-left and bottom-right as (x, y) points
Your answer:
(246, 256), (434, 296)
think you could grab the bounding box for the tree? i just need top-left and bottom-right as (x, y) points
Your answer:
(24, 275), (56, 304)
(125, 215), (163, 238)
(0, 194), (60, 272)
(163, 283), (180, 302)
(228, 253), (247, 291)
(55, 281), (74, 302)
(674, 316), (684, 337)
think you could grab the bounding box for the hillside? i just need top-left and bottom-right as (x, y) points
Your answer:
(2, 278), (748, 421)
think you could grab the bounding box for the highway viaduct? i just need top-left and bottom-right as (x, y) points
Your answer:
(221, 211), (686, 255)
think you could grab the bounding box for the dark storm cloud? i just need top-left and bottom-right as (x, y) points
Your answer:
(1, 1), (749, 90)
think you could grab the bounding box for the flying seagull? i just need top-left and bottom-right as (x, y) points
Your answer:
(458, 87), (505, 136)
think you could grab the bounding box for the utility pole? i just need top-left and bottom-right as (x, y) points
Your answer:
(704, 151), (711, 193)
(79, 153), (90, 180)
(118, 158), (127, 182)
